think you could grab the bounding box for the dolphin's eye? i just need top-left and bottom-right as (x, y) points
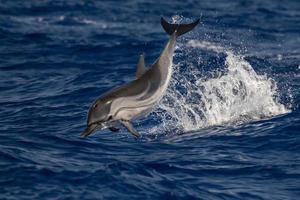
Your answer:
(93, 104), (98, 108)
(108, 116), (113, 120)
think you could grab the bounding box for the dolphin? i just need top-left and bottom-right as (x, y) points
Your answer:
(82, 17), (199, 138)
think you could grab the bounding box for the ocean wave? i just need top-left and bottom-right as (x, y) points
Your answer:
(152, 40), (290, 134)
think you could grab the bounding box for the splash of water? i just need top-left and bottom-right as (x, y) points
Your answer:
(152, 40), (290, 133)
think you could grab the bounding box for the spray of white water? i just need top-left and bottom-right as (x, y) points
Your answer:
(151, 40), (290, 133)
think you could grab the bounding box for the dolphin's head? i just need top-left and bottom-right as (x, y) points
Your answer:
(81, 98), (114, 137)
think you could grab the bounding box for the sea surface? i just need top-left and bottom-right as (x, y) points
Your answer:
(0, 0), (300, 199)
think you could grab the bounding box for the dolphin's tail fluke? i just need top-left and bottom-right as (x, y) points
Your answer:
(161, 17), (200, 37)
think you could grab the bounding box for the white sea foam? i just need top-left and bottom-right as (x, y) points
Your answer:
(151, 40), (290, 133)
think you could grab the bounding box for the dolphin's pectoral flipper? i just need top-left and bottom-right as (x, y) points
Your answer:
(120, 120), (141, 138)
(161, 17), (200, 37)
(136, 54), (146, 79)
(109, 127), (120, 132)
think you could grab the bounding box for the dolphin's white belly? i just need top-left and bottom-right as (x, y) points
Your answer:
(158, 62), (173, 97)
(112, 61), (173, 121)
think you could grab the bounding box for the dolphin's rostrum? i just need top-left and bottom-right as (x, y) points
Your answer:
(82, 17), (200, 138)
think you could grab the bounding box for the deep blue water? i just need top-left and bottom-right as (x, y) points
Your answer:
(1, 0), (300, 199)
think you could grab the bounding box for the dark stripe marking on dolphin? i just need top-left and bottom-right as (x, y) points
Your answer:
(82, 17), (200, 138)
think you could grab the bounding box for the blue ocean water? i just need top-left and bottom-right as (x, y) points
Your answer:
(1, 0), (300, 199)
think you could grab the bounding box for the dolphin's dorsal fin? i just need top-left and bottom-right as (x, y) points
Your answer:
(136, 54), (146, 79)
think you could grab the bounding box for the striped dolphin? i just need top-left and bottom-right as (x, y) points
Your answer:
(82, 17), (199, 138)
